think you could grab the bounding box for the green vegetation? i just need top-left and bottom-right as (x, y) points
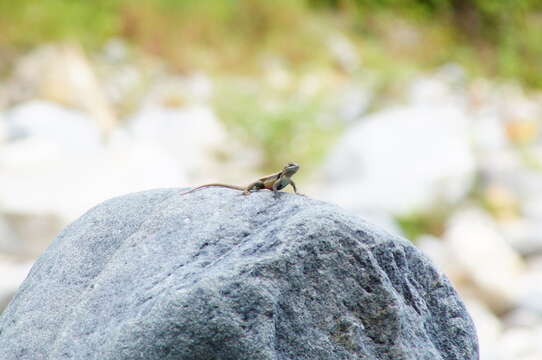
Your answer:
(0, 0), (121, 47)
(214, 76), (342, 172)
(0, 0), (538, 241)
(1, 0), (540, 174)
(396, 210), (449, 242)
(1, 0), (541, 87)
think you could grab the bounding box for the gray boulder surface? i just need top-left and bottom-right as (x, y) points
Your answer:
(0, 188), (478, 360)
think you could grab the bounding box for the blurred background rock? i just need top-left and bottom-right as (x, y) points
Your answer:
(0, 1), (541, 359)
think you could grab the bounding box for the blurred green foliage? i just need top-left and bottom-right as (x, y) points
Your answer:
(0, 0), (121, 47)
(352, 0), (542, 87)
(396, 208), (449, 242)
(214, 77), (342, 171)
(0, 0), (541, 176)
(0, 1), (539, 236)
(1, 0), (541, 86)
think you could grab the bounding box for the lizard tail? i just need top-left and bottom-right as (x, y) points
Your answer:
(180, 184), (246, 196)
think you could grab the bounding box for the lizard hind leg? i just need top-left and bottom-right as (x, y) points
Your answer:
(243, 181), (265, 195)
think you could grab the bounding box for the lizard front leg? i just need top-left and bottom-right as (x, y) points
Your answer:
(290, 180), (298, 193)
(290, 180), (304, 196)
(272, 178), (283, 197)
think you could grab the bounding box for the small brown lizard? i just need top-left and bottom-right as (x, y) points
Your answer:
(180, 162), (300, 196)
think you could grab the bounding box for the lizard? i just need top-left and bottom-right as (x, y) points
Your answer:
(180, 162), (300, 196)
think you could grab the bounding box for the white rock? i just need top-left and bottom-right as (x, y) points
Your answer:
(0, 257), (33, 311)
(21, 137), (182, 221)
(103, 64), (144, 106)
(523, 192), (542, 223)
(516, 267), (542, 316)
(3, 100), (102, 154)
(326, 32), (360, 72)
(352, 209), (402, 237)
(407, 65), (465, 106)
(478, 148), (522, 180)
(333, 84), (372, 124)
(408, 78), (458, 107)
(498, 84), (542, 122)
(471, 114), (509, 152)
(261, 57), (292, 90)
(497, 326), (542, 360)
(1, 44), (116, 133)
(319, 103), (476, 215)
(0, 213), (63, 259)
(417, 235), (464, 285)
(102, 38), (129, 64)
(462, 298), (502, 360)
(0, 101), (101, 218)
(0, 113), (6, 144)
(0, 99), (256, 225)
(0, 216), (19, 255)
(141, 73), (213, 107)
(500, 219), (542, 257)
(503, 308), (542, 328)
(128, 104), (230, 179)
(0, 104), (186, 222)
(444, 209), (524, 311)
(489, 169), (542, 222)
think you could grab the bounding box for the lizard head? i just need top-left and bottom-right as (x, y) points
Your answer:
(283, 162), (299, 176)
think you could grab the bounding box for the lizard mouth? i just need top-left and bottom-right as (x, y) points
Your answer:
(284, 162), (299, 172)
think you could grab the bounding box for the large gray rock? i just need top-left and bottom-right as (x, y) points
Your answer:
(0, 189), (478, 359)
